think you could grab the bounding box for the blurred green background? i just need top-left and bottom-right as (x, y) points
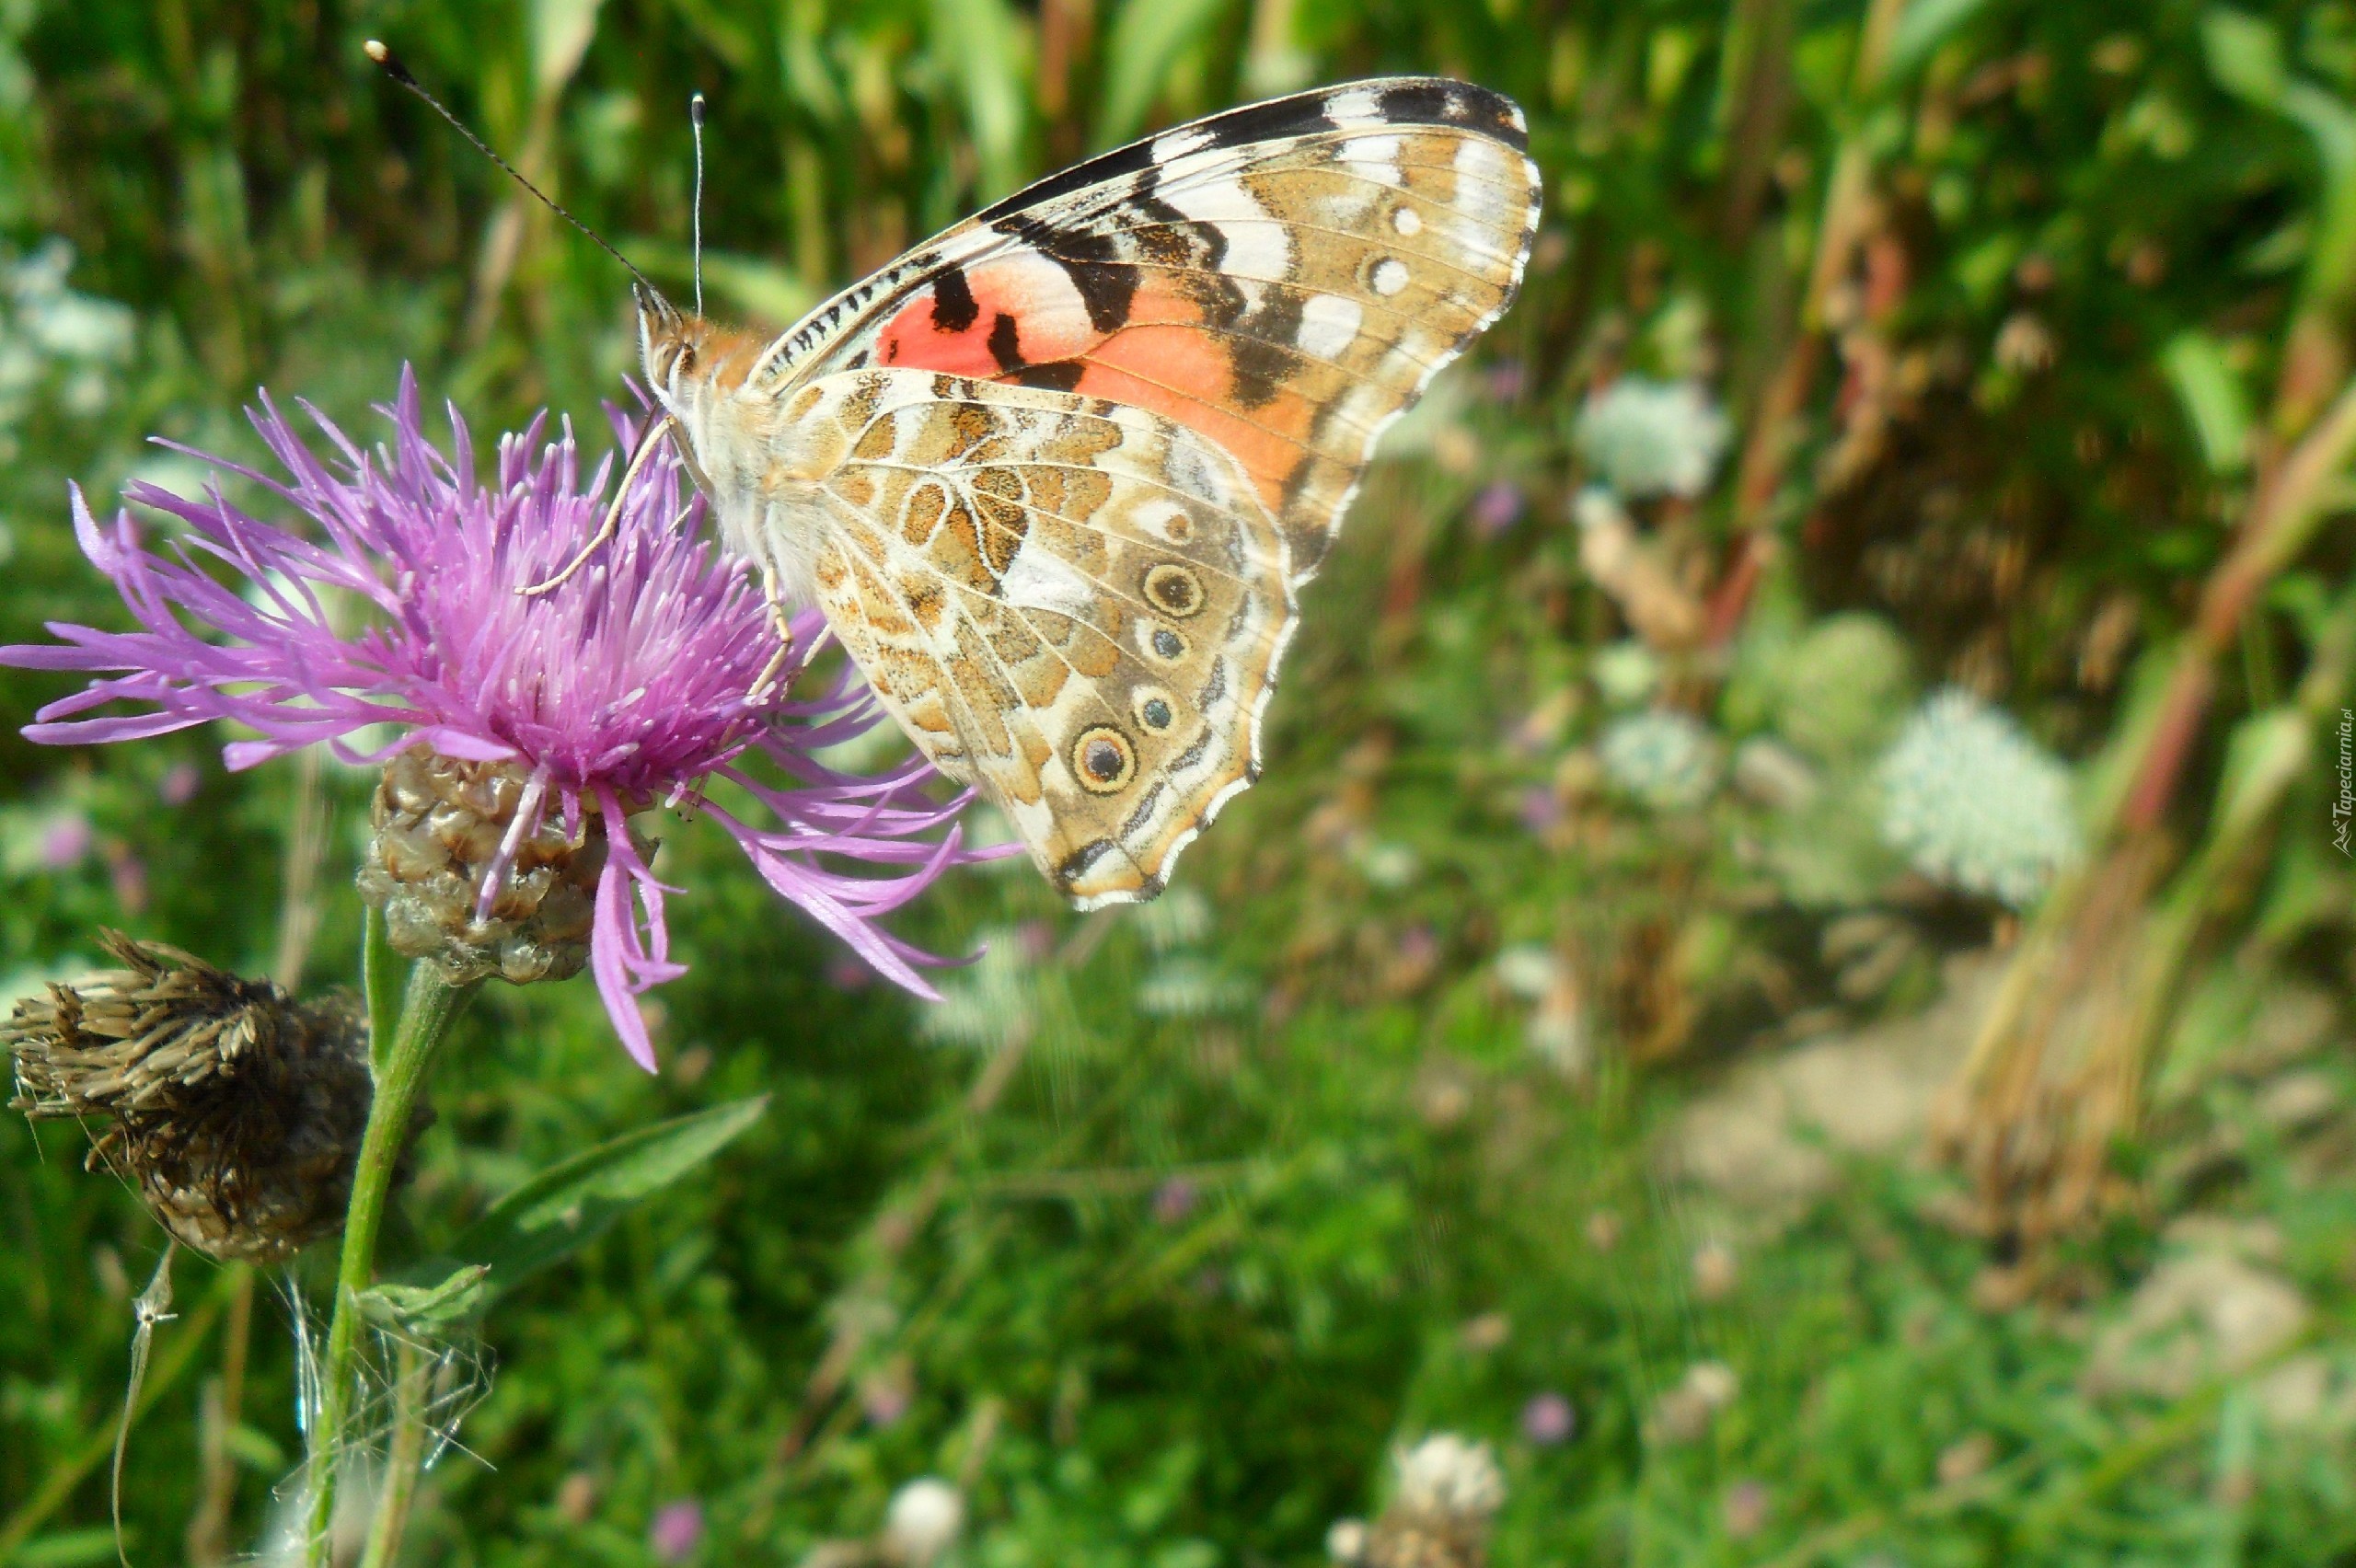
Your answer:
(6, 0), (2356, 1563)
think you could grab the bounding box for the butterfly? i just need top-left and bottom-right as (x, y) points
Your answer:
(638, 78), (1538, 908)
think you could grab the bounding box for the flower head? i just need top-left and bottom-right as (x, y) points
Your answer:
(5, 371), (989, 1066)
(6, 930), (372, 1262)
(881, 1477), (965, 1566)
(1598, 709), (1722, 811)
(1575, 376), (1731, 501)
(1878, 688), (2081, 908)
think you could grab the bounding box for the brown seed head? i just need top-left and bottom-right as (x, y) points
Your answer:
(6, 931), (375, 1262)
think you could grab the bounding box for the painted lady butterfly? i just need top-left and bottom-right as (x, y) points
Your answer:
(641, 78), (1539, 907)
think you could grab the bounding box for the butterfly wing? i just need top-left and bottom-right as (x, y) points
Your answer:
(752, 77), (1539, 582)
(783, 369), (1294, 907)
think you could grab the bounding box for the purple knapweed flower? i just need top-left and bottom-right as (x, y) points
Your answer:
(2, 369), (992, 1067)
(648, 1499), (704, 1562)
(1470, 480), (1525, 537)
(38, 813), (92, 869)
(1519, 1390), (1575, 1445)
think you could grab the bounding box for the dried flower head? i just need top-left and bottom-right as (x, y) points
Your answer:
(4, 372), (995, 1066)
(1575, 376), (1731, 500)
(1330, 1433), (1507, 1568)
(6, 932), (373, 1261)
(1878, 688), (2082, 908)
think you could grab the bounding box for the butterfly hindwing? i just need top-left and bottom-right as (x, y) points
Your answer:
(788, 370), (1296, 906)
(756, 77), (1539, 584)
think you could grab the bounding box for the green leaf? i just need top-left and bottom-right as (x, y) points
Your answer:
(930, 0), (1030, 197)
(1094, 0), (1236, 149)
(1886, 0), (1990, 81)
(2162, 330), (2253, 475)
(359, 1262), (494, 1335)
(445, 1097), (768, 1295)
(2212, 708), (2309, 842)
(2202, 8), (2287, 109)
(530, 0), (608, 98)
(11, 1529), (124, 1568)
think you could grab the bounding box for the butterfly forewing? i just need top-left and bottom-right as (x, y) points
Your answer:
(757, 77), (1539, 583)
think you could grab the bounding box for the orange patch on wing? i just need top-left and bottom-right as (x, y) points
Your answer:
(874, 256), (1095, 376)
(872, 263), (1318, 511)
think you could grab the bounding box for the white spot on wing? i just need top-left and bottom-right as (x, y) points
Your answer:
(1371, 258), (1410, 296)
(1392, 205), (1423, 236)
(1297, 294), (1363, 360)
(1325, 86), (1381, 123)
(1138, 501), (1193, 542)
(1152, 127), (1212, 162)
(997, 534), (1096, 620)
(1162, 177), (1289, 280)
(1343, 135), (1404, 188)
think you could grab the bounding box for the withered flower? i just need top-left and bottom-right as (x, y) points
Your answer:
(1327, 1434), (1507, 1568)
(6, 932), (375, 1262)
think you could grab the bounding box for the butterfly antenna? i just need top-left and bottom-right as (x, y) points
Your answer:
(364, 40), (659, 298)
(689, 92), (707, 317)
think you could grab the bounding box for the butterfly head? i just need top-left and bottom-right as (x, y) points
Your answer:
(638, 283), (770, 416)
(635, 283), (703, 403)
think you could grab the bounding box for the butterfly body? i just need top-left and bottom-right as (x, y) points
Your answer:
(639, 77), (1538, 906)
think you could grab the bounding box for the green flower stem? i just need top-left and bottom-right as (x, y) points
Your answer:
(305, 961), (469, 1568)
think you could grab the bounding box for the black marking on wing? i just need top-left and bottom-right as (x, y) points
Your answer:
(1120, 782), (1167, 840)
(988, 312), (1023, 372)
(932, 268), (979, 333)
(1198, 658), (1227, 709)
(995, 212), (1141, 333)
(1200, 92), (1339, 151)
(1057, 837), (1120, 888)
(1378, 80), (1526, 149)
(1013, 361), (1087, 392)
(969, 77), (1522, 231)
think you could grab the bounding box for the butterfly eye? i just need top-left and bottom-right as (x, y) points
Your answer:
(1133, 691), (1176, 732)
(1072, 726), (1137, 794)
(1142, 564), (1205, 618)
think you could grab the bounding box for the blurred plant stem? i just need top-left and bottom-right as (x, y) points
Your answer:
(189, 743), (330, 1563)
(272, 746), (330, 992)
(0, 1277), (231, 1561)
(182, 1269), (254, 1565)
(303, 961), (472, 1568)
(463, 0), (609, 350)
(355, 1339), (430, 1568)
(1708, 0), (1907, 647)
(1947, 377), (2356, 1269)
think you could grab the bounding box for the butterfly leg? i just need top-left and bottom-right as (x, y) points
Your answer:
(518, 414), (677, 597)
(747, 565), (798, 702)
